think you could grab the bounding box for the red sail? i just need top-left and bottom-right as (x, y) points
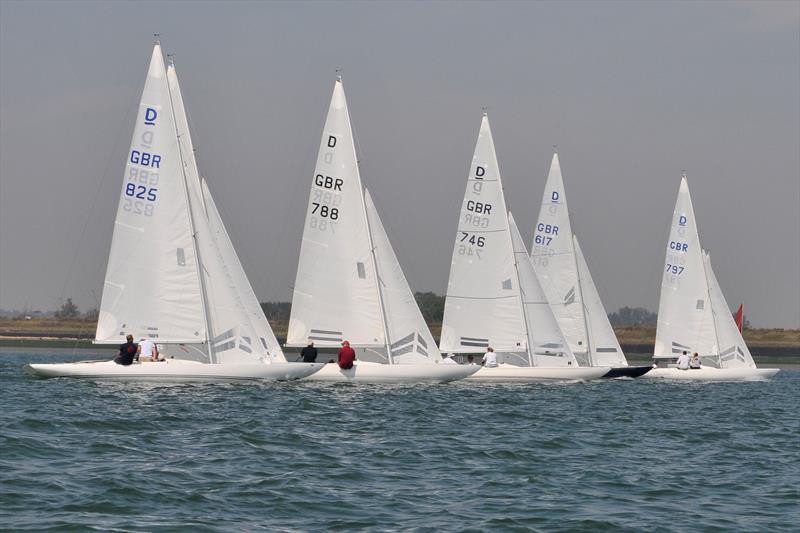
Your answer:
(735, 303), (744, 332)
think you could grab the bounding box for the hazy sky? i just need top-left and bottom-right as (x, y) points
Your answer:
(1, 1), (798, 328)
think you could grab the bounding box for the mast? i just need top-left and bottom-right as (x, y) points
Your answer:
(511, 233), (535, 367)
(164, 52), (215, 363)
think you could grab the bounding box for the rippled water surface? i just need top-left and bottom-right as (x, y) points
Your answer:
(2, 349), (798, 531)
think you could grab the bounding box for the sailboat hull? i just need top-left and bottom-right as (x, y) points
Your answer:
(24, 359), (323, 382)
(467, 364), (610, 382)
(601, 366), (654, 379)
(644, 367), (780, 381)
(303, 361), (478, 383)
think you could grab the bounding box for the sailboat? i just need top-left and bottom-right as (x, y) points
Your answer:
(25, 43), (322, 381)
(530, 153), (652, 378)
(286, 79), (477, 383)
(440, 114), (609, 382)
(647, 175), (779, 380)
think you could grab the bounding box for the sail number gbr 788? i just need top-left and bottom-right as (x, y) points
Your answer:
(308, 135), (344, 233)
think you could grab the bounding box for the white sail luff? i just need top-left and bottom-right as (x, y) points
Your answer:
(96, 43), (206, 345)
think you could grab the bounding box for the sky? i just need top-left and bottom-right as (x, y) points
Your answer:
(1, 0), (798, 328)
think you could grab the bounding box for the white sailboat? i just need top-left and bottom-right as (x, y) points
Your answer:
(647, 175), (778, 380)
(530, 152), (651, 378)
(286, 79), (477, 383)
(440, 114), (609, 382)
(26, 43), (322, 381)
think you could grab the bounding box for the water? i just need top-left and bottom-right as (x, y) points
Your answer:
(2, 349), (798, 532)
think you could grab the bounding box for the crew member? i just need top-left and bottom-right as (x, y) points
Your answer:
(481, 346), (498, 368)
(301, 341), (318, 363)
(689, 352), (702, 369)
(139, 337), (159, 362)
(115, 334), (140, 366)
(338, 340), (356, 370)
(676, 351), (690, 370)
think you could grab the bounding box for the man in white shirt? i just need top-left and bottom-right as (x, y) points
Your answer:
(481, 347), (498, 368)
(676, 351), (690, 370)
(139, 338), (160, 362)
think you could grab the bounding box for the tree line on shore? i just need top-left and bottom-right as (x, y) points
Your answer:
(4, 293), (752, 329)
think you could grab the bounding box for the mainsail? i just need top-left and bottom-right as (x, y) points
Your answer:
(287, 79), (385, 348)
(96, 44), (205, 344)
(531, 152), (627, 367)
(441, 114), (528, 355)
(654, 175), (717, 359)
(98, 44), (284, 365)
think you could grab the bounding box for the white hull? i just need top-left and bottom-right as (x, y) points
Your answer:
(303, 361), (478, 383)
(645, 367), (780, 382)
(467, 364), (610, 382)
(24, 359), (323, 382)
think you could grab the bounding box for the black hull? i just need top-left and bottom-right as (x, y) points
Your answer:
(601, 365), (653, 379)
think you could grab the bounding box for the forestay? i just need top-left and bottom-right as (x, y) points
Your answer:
(530, 153), (591, 365)
(508, 213), (576, 367)
(654, 176), (717, 358)
(704, 252), (756, 369)
(364, 189), (441, 363)
(441, 115), (527, 353)
(573, 236), (627, 367)
(288, 80), (385, 347)
(96, 44), (206, 344)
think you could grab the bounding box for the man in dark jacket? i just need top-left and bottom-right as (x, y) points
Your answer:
(115, 334), (140, 366)
(300, 341), (318, 363)
(338, 340), (356, 369)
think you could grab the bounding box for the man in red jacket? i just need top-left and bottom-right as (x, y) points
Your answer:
(338, 340), (356, 369)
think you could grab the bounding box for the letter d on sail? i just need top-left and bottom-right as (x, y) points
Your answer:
(679, 215), (687, 226)
(551, 191), (560, 203)
(327, 135), (337, 148)
(144, 108), (158, 125)
(475, 165), (485, 178)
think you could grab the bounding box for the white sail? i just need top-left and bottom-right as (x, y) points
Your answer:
(364, 189), (441, 363)
(654, 176), (717, 358)
(96, 44), (206, 344)
(573, 236), (627, 367)
(288, 80), (385, 347)
(704, 251), (756, 369)
(200, 179), (285, 362)
(508, 213), (576, 367)
(165, 59), (285, 364)
(530, 153), (591, 365)
(441, 115), (528, 354)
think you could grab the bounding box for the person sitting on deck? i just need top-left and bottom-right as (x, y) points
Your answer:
(139, 337), (160, 362)
(114, 334), (140, 366)
(301, 341), (318, 363)
(338, 340), (356, 370)
(690, 352), (702, 369)
(481, 347), (498, 368)
(676, 351), (690, 370)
